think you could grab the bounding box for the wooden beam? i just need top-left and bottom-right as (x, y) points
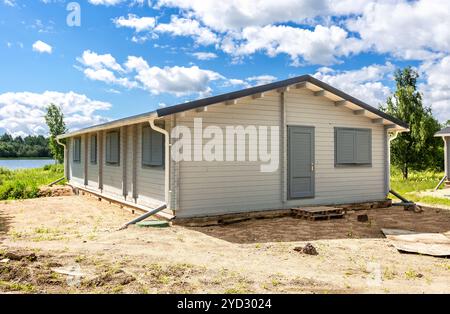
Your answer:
(195, 106), (208, 112)
(372, 118), (384, 124)
(295, 82), (306, 89)
(354, 109), (365, 115)
(334, 100), (347, 107)
(277, 86), (290, 93)
(225, 99), (238, 106)
(314, 90), (325, 97)
(252, 92), (265, 99)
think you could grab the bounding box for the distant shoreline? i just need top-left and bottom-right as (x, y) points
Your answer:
(0, 157), (54, 160)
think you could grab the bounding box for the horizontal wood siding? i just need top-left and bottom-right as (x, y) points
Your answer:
(102, 130), (123, 197)
(176, 93), (281, 217)
(135, 123), (165, 208)
(176, 88), (387, 218)
(68, 137), (84, 186)
(285, 88), (385, 206)
(87, 134), (99, 189)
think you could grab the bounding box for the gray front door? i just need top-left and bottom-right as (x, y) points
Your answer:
(288, 126), (315, 199)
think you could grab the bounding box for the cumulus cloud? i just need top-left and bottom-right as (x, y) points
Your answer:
(419, 56), (450, 122)
(313, 63), (395, 107)
(113, 14), (156, 32)
(0, 91), (112, 136)
(32, 40), (52, 54)
(154, 16), (219, 45)
(346, 0), (450, 60)
(88, 0), (124, 5)
(191, 52), (217, 60)
(222, 24), (362, 65)
(77, 51), (224, 97)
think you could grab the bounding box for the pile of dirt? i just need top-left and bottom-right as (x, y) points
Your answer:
(38, 186), (73, 197)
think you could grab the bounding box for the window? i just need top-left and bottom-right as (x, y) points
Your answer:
(335, 127), (371, 166)
(72, 137), (81, 163)
(90, 134), (97, 164)
(105, 130), (120, 165)
(142, 125), (164, 167)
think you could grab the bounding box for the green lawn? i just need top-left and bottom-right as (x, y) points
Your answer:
(390, 167), (450, 207)
(0, 164), (65, 200)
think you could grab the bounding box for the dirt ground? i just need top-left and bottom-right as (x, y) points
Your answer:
(0, 195), (449, 294)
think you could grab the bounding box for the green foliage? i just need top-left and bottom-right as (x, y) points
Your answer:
(45, 104), (67, 164)
(390, 166), (450, 207)
(382, 67), (443, 178)
(0, 133), (50, 158)
(0, 164), (65, 200)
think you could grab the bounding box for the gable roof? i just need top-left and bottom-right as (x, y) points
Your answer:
(435, 126), (450, 137)
(58, 74), (408, 139)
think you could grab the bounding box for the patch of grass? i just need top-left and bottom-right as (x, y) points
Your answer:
(0, 164), (65, 200)
(0, 280), (35, 293)
(404, 269), (423, 280)
(390, 166), (449, 207)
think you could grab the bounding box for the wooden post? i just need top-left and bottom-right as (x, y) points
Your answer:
(280, 91), (287, 205)
(122, 126), (128, 199)
(84, 134), (88, 186)
(132, 124), (138, 201)
(98, 131), (103, 191)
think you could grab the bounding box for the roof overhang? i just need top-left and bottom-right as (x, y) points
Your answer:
(156, 75), (409, 132)
(58, 75), (409, 139)
(57, 111), (158, 139)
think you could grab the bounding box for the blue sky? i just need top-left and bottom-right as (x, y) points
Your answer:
(0, 0), (449, 136)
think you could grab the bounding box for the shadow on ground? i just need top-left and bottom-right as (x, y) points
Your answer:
(188, 207), (450, 244)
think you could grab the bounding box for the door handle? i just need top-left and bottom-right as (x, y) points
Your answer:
(311, 163), (315, 172)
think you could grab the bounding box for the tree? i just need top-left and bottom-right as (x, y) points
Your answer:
(382, 67), (442, 179)
(45, 104), (67, 163)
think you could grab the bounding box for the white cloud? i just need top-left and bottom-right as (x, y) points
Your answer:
(88, 0), (124, 5)
(313, 62), (395, 107)
(124, 56), (223, 96)
(2, 0), (16, 7)
(191, 52), (217, 60)
(156, 0), (330, 32)
(77, 51), (224, 97)
(77, 50), (124, 72)
(420, 56), (450, 122)
(113, 14), (156, 32)
(222, 24), (362, 65)
(247, 75), (277, 86)
(32, 40), (52, 54)
(0, 91), (112, 136)
(155, 16), (219, 45)
(346, 0), (450, 60)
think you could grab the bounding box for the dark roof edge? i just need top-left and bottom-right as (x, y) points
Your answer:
(435, 126), (450, 136)
(156, 75), (409, 129)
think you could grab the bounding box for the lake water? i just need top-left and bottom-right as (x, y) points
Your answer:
(0, 159), (55, 170)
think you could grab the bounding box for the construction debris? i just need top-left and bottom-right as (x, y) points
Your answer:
(292, 206), (344, 221)
(382, 228), (450, 257)
(357, 214), (369, 222)
(294, 243), (318, 255)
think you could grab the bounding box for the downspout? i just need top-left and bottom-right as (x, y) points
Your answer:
(56, 137), (68, 179)
(386, 130), (399, 195)
(149, 119), (170, 210)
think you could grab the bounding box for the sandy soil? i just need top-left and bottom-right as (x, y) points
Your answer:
(1, 195), (449, 294)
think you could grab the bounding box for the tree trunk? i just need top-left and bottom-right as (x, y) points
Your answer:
(402, 163), (408, 179)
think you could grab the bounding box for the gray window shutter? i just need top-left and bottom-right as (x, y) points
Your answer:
(142, 127), (152, 165)
(336, 128), (355, 164)
(90, 135), (97, 163)
(355, 129), (371, 164)
(142, 126), (164, 166)
(150, 130), (163, 166)
(106, 131), (120, 164)
(73, 137), (81, 162)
